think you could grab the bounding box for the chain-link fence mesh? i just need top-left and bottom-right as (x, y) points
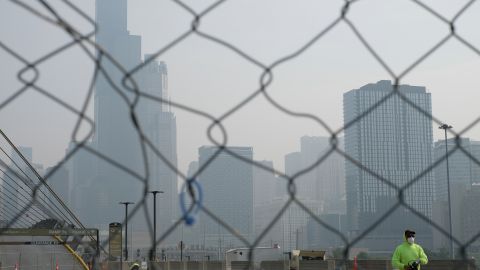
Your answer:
(1, 0), (480, 269)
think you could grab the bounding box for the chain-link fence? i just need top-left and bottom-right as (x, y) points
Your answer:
(1, 0), (480, 270)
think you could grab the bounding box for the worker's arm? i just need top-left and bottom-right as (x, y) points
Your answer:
(392, 247), (405, 270)
(418, 246), (428, 265)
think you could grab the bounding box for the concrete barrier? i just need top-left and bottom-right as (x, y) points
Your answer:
(334, 259), (477, 270)
(423, 260), (476, 270)
(260, 260), (287, 270)
(231, 261), (252, 270)
(204, 261), (223, 270)
(299, 260), (330, 270)
(148, 261), (223, 270)
(110, 259), (477, 270)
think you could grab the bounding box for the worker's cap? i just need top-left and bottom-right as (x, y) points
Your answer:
(404, 230), (416, 237)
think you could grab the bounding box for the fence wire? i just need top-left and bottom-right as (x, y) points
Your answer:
(1, 0), (480, 269)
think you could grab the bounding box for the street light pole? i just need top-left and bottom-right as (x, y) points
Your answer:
(149, 190), (164, 261)
(439, 124), (454, 259)
(120, 202), (134, 262)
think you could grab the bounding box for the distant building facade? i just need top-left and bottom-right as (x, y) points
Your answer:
(253, 160), (278, 207)
(66, 142), (95, 222)
(284, 136), (345, 214)
(434, 138), (480, 202)
(343, 80), (434, 251)
(462, 183), (480, 248)
(197, 146), (254, 248)
(306, 213), (347, 250)
(65, 0), (178, 247)
(45, 165), (70, 206)
(0, 146), (48, 227)
(433, 138), (480, 250)
(254, 197), (323, 252)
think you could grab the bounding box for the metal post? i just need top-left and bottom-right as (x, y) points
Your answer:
(149, 191), (164, 261)
(180, 240), (184, 262)
(120, 230), (123, 270)
(439, 124), (454, 259)
(120, 202), (134, 262)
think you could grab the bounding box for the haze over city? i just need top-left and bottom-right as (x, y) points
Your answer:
(2, 1), (480, 172)
(1, 0), (480, 269)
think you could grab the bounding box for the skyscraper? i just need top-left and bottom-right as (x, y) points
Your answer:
(284, 136), (345, 213)
(300, 136), (345, 214)
(462, 183), (480, 249)
(432, 138), (480, 249)
(72, 0), (178, 243)
(343, 80), (434, 250)
(45, 165), (70, 206)
(253, 160), (277, 207)
(90, 0), (144, 228)
(434, 138), (480, 202)
(197, 146), (253, 247)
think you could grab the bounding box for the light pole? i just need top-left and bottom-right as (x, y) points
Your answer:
(149, 190), (164, 261)
(120, 202), (134, 262)
(439, 124), (454, 259)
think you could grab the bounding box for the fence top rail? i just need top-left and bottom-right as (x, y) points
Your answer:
(0, 228), (97, 236)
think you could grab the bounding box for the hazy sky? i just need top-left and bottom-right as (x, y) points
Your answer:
(1, 0), (480, 174)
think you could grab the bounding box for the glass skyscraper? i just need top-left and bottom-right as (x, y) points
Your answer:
(343, 80), (434, 250)
(70, 1), (178, 244)
(197, 146), (254, 248)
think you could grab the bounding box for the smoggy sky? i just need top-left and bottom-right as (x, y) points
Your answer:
(1, 0), (480, 175)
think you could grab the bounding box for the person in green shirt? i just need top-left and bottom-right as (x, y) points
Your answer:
(391, 230), (428, 270)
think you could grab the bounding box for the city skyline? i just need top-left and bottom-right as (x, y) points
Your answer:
(2, 1), (480, 175)
(2, 1), (480, 264)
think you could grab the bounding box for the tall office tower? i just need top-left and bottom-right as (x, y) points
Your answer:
(253, 160), (277, 207)
(198, 146), (253, 248)
(432, 138), (480, 249)
(284, 152), (303, 197)
(343, 80), (434, 251)
(462, 183), (480, 249)
(253, 160), (278, 242)
(45, 165), (70, 206)
(300, 136), (329, 201)
(66, 142), (95, 221)
(434, 138), (480, 202)
(470, 141), (480, 184)
(82, 0), (178, 239)
(301, 136), (345, 214)
(90, 0), (143, 229)
(137, 58), (178, 241)
(284, 136), (346, 214)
